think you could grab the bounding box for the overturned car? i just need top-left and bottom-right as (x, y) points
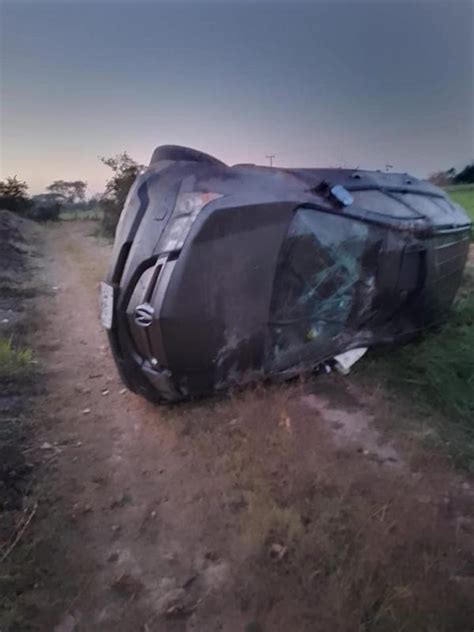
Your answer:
(101, 145), (471, 402)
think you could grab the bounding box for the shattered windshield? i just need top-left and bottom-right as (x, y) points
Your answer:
(270, 207), (369, 365)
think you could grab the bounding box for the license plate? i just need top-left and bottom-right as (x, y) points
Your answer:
(100, 282), (115, 330)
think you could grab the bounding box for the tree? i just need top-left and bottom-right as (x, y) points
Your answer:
(454, 162), (474, 184)
(46, 180), (87, 204)
(428, 170), (456, 186)
(85, 193), (102, 211)
(0, 176), (32, 215)
(99, 152), (142, 236)
(429, 162), (474, 186)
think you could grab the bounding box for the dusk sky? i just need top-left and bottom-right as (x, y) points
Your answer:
(1, 0), (473, 195)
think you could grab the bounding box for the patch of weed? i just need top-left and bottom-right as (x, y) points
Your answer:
(360, 292), (474, 470)
(0, 338), (34, 380)
(241, 490), (304, 555)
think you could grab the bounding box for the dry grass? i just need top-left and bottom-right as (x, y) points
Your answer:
(146, 370), (474, 630)
(205, 386), (474, 632)
(240, 490), (304, 557)
(58, 226), (110, 286)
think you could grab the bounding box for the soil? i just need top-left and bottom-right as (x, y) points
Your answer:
(2, 220), (474, 632)
(0, 211), (41, 511)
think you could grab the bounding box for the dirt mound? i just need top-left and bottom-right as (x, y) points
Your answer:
(0, 208), (38, 235)
(0, 210), (39, 276)
(0, 211), (41, 336)
(0, 210), (38, 510)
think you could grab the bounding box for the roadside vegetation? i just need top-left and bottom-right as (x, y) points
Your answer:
(0, 153), (142, 236)
(0, 338), (33, 380)
(359, 265), (474, 470)
(431, 161), (474, 224)
(446, 183), (474, 221)
(366, 299), (474, 469)
(99, 152), (142, 236)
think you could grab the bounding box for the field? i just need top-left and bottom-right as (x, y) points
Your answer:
(59, 207), (103, 221)
(446, 183), (474, 221)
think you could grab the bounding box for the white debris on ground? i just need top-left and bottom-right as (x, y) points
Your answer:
(333, 347), (368, 375)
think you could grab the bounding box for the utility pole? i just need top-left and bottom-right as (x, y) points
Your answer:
(266, 154), (275, 167)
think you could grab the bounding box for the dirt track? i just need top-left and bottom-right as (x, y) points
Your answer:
(13, 222), (474, 631)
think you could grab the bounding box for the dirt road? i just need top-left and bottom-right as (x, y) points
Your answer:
(14, 222), (474, 631)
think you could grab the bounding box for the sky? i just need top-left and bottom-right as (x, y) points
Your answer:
(0, 0), (473, 195)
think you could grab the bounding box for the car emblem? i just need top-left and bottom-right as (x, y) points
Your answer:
(134, 303), (154, 327)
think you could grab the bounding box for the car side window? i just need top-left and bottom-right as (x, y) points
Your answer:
(270, 207), (368, 364)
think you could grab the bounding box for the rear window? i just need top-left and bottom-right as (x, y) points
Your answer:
(393, 192), (469, 225)
(351, 190), (417, 218)
(352, 190), (470, 226)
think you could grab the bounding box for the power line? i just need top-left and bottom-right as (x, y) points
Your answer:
(265, 154), (275, 167)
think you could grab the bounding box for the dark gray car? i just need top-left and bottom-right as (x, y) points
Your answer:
(101, 145), (471, 402)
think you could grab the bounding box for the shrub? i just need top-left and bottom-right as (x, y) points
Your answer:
(454, 162), (474, 184)
(99, 152), (141, 237)
(0, 338), (33, 380)
(100, 198), (121, 236)
(0, 176), (31, 216)
(32, 203), (62, 222)
(30, 194), (63, 222)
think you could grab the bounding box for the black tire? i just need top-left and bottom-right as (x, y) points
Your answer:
(150, 145), (226, 167)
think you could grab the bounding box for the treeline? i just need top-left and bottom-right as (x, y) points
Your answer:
(0, 152), (142, 236)
(0, 177), (94, 221)
(429, 162), (474, 187)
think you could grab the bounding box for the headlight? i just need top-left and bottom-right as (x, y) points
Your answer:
(160, 192), (222, 252)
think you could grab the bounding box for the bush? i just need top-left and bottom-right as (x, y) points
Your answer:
(454, 162), (474, 184)
(0, 176), (31, 216)
(429, 163), (474, 186)
(30, 202), (62, 222)
(100, 198), (121, 236)
(99, 152), (141, 237)
(30, 194), (63, 222)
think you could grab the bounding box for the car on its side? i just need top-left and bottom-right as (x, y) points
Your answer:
(101, 145), (471, 402)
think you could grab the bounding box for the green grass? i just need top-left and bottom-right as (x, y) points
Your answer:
(0, 338), (34, 379)
(362, 290), (474, 470)
(445, 184), (474, 221)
